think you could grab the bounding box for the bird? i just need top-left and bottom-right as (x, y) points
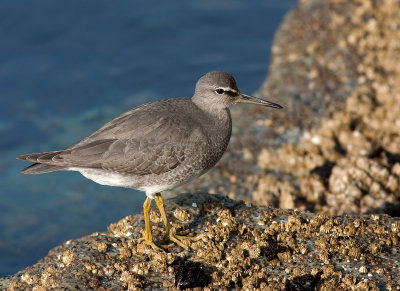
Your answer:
(18, 71), (282, 250)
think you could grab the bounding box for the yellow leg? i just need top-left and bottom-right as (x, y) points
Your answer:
(139, 193), (201, 251)
(155, 193), (199, 250)
(139, 197), (163, 251)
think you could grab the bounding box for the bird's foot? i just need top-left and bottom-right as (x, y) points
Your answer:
(138, 235), (186, 250)
(138, 237), (165, 251)
(139, 228), (202, 251)
(163, 227), (203, 250)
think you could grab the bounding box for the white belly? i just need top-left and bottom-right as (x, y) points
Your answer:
(69, 168), (172, 199)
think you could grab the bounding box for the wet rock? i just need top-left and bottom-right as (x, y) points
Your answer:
(173, 258), (209, 289)
(285, 271), (323, 291)
(260, 236), (287, 261)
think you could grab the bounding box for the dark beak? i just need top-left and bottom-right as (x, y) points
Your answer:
(238, 93), (282, 109)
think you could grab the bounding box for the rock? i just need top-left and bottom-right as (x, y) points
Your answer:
(256, 0), (400, 215)
(1, 193), (399, 290)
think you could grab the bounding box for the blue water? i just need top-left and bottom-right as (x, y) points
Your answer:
(0, 0), (296, 277)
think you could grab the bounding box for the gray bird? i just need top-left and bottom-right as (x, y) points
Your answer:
(18, 71), (282, 250)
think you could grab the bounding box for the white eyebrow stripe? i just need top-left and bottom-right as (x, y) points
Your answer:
(216, 87), (238, 94)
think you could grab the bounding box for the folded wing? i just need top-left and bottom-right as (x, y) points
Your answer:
(18, 107), (207, 176)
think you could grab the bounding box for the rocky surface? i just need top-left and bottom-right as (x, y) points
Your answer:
(1, 193), (400, 290)
(2, 0), (400, 289)
(253, 0), (400, 217)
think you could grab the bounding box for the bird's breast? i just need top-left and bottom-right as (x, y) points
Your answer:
(197, 109), (232, 168)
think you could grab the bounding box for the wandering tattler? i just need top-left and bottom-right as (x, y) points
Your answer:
(18, 71), (282, 250)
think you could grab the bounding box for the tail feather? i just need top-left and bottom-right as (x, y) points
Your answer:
(37, 151), (63, 163)
(17, 151), (63, 163)
(17, 151), (67, 174)
(20, 163), (66, 174)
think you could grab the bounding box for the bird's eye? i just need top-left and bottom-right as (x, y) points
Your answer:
(215, 88), (224, 95)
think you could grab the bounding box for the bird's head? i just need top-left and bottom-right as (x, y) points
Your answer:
(193, 71), (282, 111)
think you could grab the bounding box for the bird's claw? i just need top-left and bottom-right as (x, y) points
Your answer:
(138, 236), (165, 251)
(139, 227), (201, 251)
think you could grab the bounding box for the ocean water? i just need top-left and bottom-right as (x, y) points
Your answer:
(0, 0), (296, 277)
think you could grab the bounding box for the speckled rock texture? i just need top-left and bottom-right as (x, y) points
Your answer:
(177, 0), (400, 215)
(1, 193), (399, 290)
(253, 0), (400, 216)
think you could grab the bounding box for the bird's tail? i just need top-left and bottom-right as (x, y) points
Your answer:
(17, 151), (67, 174)
(20, 163), (65, 174)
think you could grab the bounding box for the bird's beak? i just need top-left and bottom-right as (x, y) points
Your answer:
(238, 93), (283, 109)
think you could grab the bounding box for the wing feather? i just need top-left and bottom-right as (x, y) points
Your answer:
(19, 99), (209, 176)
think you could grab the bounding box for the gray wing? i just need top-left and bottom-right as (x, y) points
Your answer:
(18, 106), (207, 176)
(73, 99), (197, 144)
(59, 139), (187, 175)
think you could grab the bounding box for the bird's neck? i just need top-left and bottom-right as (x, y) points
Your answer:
(190, 100), (232, 162)
(192, 97), (228, 119)
(202, 107), (232, 147)
(211, 109), (232, 160)
(194, 102), (230, 124)
(191, 98), (232, 141)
